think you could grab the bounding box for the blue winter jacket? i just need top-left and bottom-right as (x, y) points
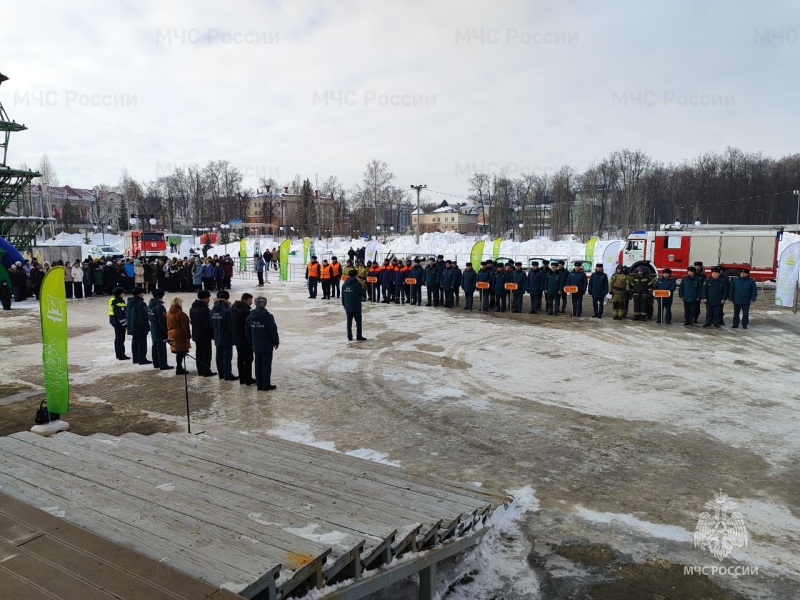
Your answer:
(210, 299), (233, 347)
(728, 276), (757, 304)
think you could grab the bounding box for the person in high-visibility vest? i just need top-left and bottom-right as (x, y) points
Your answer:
(320, 259), (333, 300)
(330, 256), (342, 298)
(108, 287), (129, 360)
(305, 256), (320, 299)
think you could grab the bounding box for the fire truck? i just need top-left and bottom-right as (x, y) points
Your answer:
(619, 224), (783, 281)
(123, 229), (168, 258)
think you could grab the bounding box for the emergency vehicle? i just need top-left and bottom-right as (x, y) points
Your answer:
(123, 229), (168, 258)
(619, 224), (783, 281)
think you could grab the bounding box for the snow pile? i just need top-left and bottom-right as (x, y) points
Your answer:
(436, 485), (541, 599)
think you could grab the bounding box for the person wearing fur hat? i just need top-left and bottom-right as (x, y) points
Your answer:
(147, 289), (172, 370)
(126, 286), (151, 364)
(210, 290), (237, 380)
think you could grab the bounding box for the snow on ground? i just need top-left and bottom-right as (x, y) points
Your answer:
(2, 263), (800, 598)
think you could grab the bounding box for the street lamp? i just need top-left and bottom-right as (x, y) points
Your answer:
(221, 223), (230, 254)
(411, 184), (427, 245)
(793, 190), (800, 233)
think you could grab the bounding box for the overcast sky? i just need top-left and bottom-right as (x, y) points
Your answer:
(4, 0), (799, 201)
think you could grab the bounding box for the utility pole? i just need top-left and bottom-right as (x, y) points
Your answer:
(410, 184), (426, 245)
(794, 190), (800, 234)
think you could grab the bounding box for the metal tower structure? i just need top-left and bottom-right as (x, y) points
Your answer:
(0, 71), (50, 250)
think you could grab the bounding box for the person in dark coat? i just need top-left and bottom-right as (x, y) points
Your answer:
(477, 262), (492, 311)
(147, 288), (172, 370)
(189, 289), (216, 376)
(230, 293), (254, 385)
(0, 280), (11, 310)
(565, 262), (587, 317)
(701, 267), (727, 328)
(491, 264), (508, 312)
(125, 286), (151, 365)
(434, 255), (446, 305)
(342, 269), (367, 341)
(654, 269), (677, 324)
(693, 261), (706, 323)
(378, 259), (393, 303)
(526, 262), (544, 314)
(729, 268), (757, 329)
(440, 260), (456, 308)
(556, 261), (569, 313)
(587, 263), (609, 318)
(452, 262), (462, 307)
(509, 263), (527, 313)
(423, 258), (440, 307)
(678, 266), (702, 326)
(210, 290), (236, 380)
(246, 296), (280, 390)
(409, 258), (425, 306)
(545, 264), (561, 315)
(460, 262), (477, 310)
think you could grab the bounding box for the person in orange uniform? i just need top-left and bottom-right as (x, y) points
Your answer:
(305, 255), (320, 299)
(368, 261), (381, 302)
(330, 256), (342, 298)
(320, 259), (333, 300)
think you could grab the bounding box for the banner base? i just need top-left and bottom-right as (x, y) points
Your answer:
(31, 420), (70, 437)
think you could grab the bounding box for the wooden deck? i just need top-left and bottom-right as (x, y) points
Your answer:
(0, 431), (508, 599)
(0, 491), (240, 600)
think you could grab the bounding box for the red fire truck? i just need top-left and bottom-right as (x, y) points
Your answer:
(619, 224), (783, 281)
(123, 230), (168, 258)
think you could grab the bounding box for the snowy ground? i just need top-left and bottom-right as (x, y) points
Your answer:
(1, 273), (799, 599)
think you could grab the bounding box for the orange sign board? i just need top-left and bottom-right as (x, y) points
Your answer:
(476, 281), (490, 289)
(367, 276), (378, 283)
(504, 282), (518, 291)
(405, 278), (417, 285)
(564, 285), (579, 293)
(653, 289), (671, 298)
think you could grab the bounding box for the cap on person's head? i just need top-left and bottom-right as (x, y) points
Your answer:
(557, 260), (565, 266)
(216, 290), (230, 299)
(663, 268), (672, 274)
(414, 258), (420, 263)
(254, 296), (267, 308)
(515, 262), (522, 267)
(531, 261), (539, 266)
(542, 259), (549, 264)
(152, 288), (165, 298)
(575, 261), (583, 267)
(323, 259), (329, 263)
(596, 263), (603, 268)
(465, 262), (473, 267)
(615, 265), (623, 270)
(711, 266), (721, 273)
(445, 259), (452, 264)
(694, 261), (703, 266)
(437, 255), (444, 259)
(311, 255), (317, 259)
(740, 268), (750, 274)
(429, 257), (435, 262)
(405, 259), (411, 264)
(348, 269), (357, 277)
(636, 266), (645, 272)
(132, 286), (145, 295)
(112, 286), (125, 296)
(197, 289), (211, 299)
(331, 256), (337, 260)
(687, 266), (697, 273)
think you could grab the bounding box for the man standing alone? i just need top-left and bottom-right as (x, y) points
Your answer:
(342, 269), (367, 341)
(246, 296), (279, 391)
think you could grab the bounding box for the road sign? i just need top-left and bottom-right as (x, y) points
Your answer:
(564, 285), (579, 293)
(367, 276), (378, 283)
(476, 281), (490, 289)
(405, 278), (417, 285)
(504, 282), (518, 291)
(653, 289), (671, 298)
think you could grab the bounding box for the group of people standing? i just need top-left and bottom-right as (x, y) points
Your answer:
(109, 286), (280, 391)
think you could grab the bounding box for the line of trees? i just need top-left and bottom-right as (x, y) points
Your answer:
(31, 147), (800, 241)
(470, 147), (800, 241)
